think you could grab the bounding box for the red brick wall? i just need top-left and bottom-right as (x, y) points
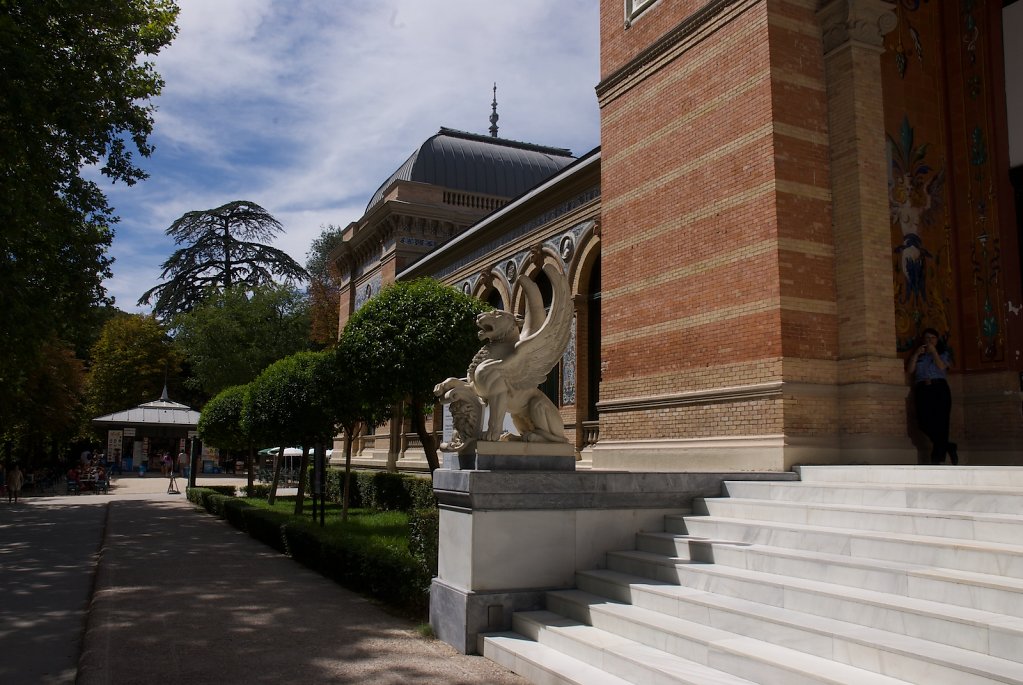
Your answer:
(598, 0), (840, 444)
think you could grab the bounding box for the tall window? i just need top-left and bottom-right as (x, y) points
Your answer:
(534, 270), (561, 406)
(625, 0), (657, 26)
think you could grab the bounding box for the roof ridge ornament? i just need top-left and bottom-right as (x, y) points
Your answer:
(489, 82), (499, 138)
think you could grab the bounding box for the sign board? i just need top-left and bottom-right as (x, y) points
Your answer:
(123, 427), (136, 437)
(107, 430), (122, 458)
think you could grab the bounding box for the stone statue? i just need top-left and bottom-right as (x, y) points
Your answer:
(435, 249), (573, 452)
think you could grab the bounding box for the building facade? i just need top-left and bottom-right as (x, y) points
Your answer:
(394, 0), (1022, 470)
(330, 127), (576, 469)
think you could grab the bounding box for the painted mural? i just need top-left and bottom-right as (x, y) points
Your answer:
(883, 0), (1008, 362)
(884, 1), (954, 353)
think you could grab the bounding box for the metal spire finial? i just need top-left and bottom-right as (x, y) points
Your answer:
(489, 82), (499, 138)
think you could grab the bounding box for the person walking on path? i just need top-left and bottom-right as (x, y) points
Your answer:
(7, 463), (24, 503)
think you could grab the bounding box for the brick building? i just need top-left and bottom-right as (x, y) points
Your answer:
(330, 125), (576, 468)
(343, 0), (1022, 470)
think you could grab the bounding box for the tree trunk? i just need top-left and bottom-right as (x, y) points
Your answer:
(267, 447), (283, 505)
(412, 407), (440, 472)
(293, 444), (310, 515)
(342, 429), (354, 523)
(246, 445), (254, 495)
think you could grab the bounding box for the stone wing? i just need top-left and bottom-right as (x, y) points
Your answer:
(505, 256), (573, 392)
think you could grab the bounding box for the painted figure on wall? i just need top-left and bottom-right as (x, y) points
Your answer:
(888, 116), (951, 350)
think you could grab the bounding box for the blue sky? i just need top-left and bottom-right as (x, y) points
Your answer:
(101, 0), (602, 313)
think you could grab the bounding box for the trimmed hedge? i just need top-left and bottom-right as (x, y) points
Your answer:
(186, 484), (435, 617)
(408, 507), (439, 576)
(323, 469), (435, 511)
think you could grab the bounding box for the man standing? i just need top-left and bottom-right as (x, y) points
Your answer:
(8, 463), (24, 503)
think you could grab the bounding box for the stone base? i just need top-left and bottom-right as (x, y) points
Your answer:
(442, 440), (576, 471)
(429, 578), (546, 655)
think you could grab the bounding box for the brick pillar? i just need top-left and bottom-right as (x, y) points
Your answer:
(819, 0), (909, 454)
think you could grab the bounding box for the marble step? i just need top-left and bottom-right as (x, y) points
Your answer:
(509, 608), (906, 685)
(720, 480), (1023, 515)
(566, 575), (1023, 685)
(601, 553), (1023, 661)
(482, 631), (635, 685)
(668, 515), (1023, 578)
(795, 465), (1023, 488)
(691, 497), (1023, 545)
(536, 597), (920, 685)
(633, 532), (1023, 618)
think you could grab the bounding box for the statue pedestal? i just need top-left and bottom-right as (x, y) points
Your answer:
(442, 440), (576, 471)
(428, 468), (798, 653)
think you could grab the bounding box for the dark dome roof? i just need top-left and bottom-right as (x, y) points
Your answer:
(366, 127), (574, 212)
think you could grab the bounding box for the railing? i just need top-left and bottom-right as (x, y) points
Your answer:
(582, 421), (599, 447)
(401, 432), (442, 455)
(354, 434), (379, 456)
(443, 191), (508, 212)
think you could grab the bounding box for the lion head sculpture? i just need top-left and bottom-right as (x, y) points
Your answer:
(476, 310), (519, 344)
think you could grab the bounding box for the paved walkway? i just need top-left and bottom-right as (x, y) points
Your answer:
(0, 474), (525, 684)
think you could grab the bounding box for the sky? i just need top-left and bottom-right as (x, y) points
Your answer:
(101, 0), (602, 313)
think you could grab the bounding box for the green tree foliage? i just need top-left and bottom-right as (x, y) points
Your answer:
(85, 314), (181, 419)
(242, 351), (336, 509)
(197, 385), (249, 452)
(341, 279), (488, 471)
(139, 200), (309, 319)
(0, 0), (179, 427)
(172, 284), (310, 398)
(197, 384), (255, 490)
(321, 341), (382, 520)
(1, 337), (87, 466)
(305, 224), (345, 347)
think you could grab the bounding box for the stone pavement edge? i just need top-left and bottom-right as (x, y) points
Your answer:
(0, 474), (526, 684)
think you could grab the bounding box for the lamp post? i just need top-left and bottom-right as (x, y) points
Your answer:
(188, 435), (198, 489)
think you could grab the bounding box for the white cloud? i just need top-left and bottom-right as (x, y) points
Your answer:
(104, 0), (601, 313)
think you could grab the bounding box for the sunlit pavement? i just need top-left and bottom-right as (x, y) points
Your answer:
(0, 475), (524, 685)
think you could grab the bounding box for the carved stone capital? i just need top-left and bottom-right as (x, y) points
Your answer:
(818, 0), (897, 54)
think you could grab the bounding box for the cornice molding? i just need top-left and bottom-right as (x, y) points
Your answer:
(817, 0), (897, 55)
(596, 0), (757, 106)
(597, 381), (783, 413)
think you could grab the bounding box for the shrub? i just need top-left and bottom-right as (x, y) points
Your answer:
(223, 498), (251, 530)
(408, 507), (439, 576)
(330, 470), (434, 512)
(244, 483), (270, 499)
(282, 521), (322, 570)
(241, 507), (289, 554)
(325, 468), (363, 508)
(187, 475), (439, 618)
(205, 485), (238, 497)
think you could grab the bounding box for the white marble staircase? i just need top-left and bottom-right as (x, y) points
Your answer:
(481, 465), (1023, 685)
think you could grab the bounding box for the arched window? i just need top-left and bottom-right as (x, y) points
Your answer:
(533, 269), (560, 406)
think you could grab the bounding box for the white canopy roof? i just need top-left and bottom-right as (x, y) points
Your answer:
(92, 390), (200, 429)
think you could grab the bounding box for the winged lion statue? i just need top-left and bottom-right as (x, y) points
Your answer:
(435, 249), (573, 453)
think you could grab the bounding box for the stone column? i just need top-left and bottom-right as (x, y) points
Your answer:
(819, 0), (898, 378)
(818, 0), (909, 456)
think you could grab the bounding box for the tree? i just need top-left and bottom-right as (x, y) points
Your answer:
(1, 337), (87, 468)
(0, 0), (179, 428)
(341, 279), (488, 471)
(306, 224), (345, 347)
(197, 385), (255, 492)
(242, 351), (336, 511)
(172, 284), (311, 398)
(139, 200), (308, 319)
(325, 337), (384, 521)
(85, 314), (181, 418)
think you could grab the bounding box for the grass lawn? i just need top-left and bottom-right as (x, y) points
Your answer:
(242, 497), (412, 550)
